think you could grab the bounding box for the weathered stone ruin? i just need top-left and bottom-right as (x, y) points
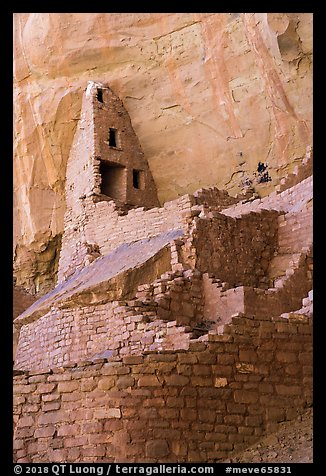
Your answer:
(13, 82), (313, 463)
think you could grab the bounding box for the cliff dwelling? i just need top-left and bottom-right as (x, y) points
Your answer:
(13, 12), (313, 466)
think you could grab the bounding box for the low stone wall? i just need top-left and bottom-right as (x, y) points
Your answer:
(14, 311), (312, 463)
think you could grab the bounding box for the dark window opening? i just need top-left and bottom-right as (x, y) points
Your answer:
(100, 160), (126, 201)
(97, 88), (103, 103)
(108, 128), (117, 147)
(133, 169), (144, 190)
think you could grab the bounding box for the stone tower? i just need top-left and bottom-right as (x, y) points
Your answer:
(57, 81), (160, 282)
(66, 81), (160, 211)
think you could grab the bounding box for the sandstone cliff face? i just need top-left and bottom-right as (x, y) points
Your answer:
(13, 13), (312, 295)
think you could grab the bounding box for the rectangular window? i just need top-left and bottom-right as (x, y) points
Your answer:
(133, 169), (144, 190)
(108, 128), (117, 147)
(97, 88), (103, 103)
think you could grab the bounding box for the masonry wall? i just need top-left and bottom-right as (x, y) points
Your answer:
(193, 187), (239, 210)
(15, 270), (204, 372)
(13, 312), (312, 463)
(201, 243), (312, 328)
(92, 87), (159, 208)
(58, 160), (248, 284)
(191, 210), (279, 288)
(202, 279), (246, 325)
(222, 175), (312, 218)
(275, 147), (312, 193)
(278, 204), (313, 254)
(58, 195), (194, 282)
(243, 249), (313, 318)
(15, 301), (189, 372)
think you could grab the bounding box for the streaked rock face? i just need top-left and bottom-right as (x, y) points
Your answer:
(13, 13), (312, 294)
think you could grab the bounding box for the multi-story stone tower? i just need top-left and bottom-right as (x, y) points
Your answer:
(66, 80), (159, 208)
(58, 81), (160, 282)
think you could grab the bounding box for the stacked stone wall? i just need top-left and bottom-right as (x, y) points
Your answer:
(15, 270), (204, 371)
(58, 195), (194, 282)
(222, 175), (312, 218)
(190, 210), (279, 288)
(14, 312), (312, 463)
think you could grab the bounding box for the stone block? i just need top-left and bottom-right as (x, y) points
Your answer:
(275, 385), (302, 396)
(38, 411), (68, 425)
(164, 375), (189, 386)
(212, 364), (232, 376)
(13, 396), (25, 405)
(245, 415), (262, 426)
(224, 414), (244, 425)
(13, 384), (37, 394)
(81, 377), (97, 392)
(191, 376), (213, 387)
(64, 436), (89, 448)
(147, 354), (177, 362)
(177, 353), (198, 364)
(42, 401), (61, 412)
(239, 350), (257, 362)
(158, 408), (179, 419)
(236, 363), (254, 374)
(81, 446), (106, 457)
(122, 356), (144, 364)
(180, 408), (197, 421)
(298, 352), (312, 364)
(24, 404), (39, 413)
(192, 364), (211, 376)
(93, 408), (121, 419)
(234, 390), (258, 404)
(17, 416), (34, 428)
(49, 449), (68, 461)
(116, 376), (135, 389)
(57, 381), (79, 393)
(13, 440), (24, 450)
(214, 377), (228, 388)
(266, 407), (285, 422)
(57, 424), (81, 437)
(145, 440), (170, 458)
(198, 409), (216, 423)
(137, 375), (161, 387)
